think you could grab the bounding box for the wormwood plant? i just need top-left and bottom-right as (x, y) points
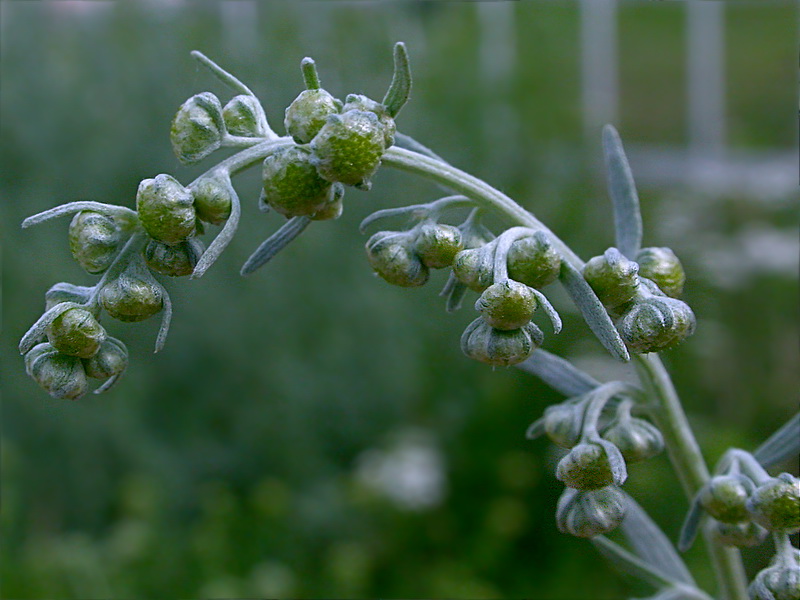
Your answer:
(17, 44), (799, 600)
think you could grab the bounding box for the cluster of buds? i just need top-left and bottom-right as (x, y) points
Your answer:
(260, 45), (410, 221)
(748, 544), (800, 600)
(456, 228), (562, 367)
(692, 452), (800, 551)
(582, 246), (695, 354)
(530, 383), (664, 538)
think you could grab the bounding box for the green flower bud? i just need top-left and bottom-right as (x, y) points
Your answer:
(746, 474), (800, 534)
(601, 415), (664, 464)
(506, 233), (561, 289)
(365, 231), (428, 288)
(475, 280), (537, 331)
(143, 238), (204, 277)
(191, 177), (233, 225)
(170, 92), (225, 164)
(460, 317), (543, 367)
(342, 94), (396, 147)
(712, 520), (768, 548)
(24, 342), (57, 377)
(284, 88), (342, 144)
(310, 183), (345, 222)
(556, 442), (616, 491)
(556, 486), (627, 538)
(749, 551), (800, 600)
(136, 174), (196, 246)
(100, 273), (163, 322)
(543, 401), (586, 449)
(26, 347), (88, 400)
(636, 247), (685, 298)
(452, 246), (494, 292)
(583, 247), (640, 308)
(413, 222), (464, 269)
(262, 146), (332, 218)
(83, 337), (128, 380)
(700, 475), (755, 524)
(46, 307), (106, 359)
(223, 94), (268, 138)
(310, 110), (386, 187)
(68, 211), (121, 274)
(618, 295), (696, 354)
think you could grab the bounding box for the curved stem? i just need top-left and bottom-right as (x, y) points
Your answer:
(383, 145), (748, 600)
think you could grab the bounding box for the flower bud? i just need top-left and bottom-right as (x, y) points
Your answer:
(749, 552), (800, 600)
(700, 475), (755, 524)
(284, 88), (341, 144)
(170, 92), (225, 164)
(144, 238), (204, 277)
(452, 246), (494, 292)
(413, 222), (464, 269)
(310, 110), (386, 187)
(556, 486), (627, 538)
(46, 307), (106, 359)
(100, 273), (163, 322)
(68, 211), (121, 274)
(223, 94), (268, 138)
(617, 295), (695, 354)
(262, 146), (332, 218)
(712, 520), (768, 548)
(83, 337), (128, 380)
(475, 280), (537, 331)
(556, 442), (616, 491)
(191, 177), (233, 225)
(365, 231), (428, 287)
(506, 234), (561, 289)
(636, 247), (685, 298)
(460, 317), (543, 367)
(136, 174), (196, 246)
(24, 342), (57, 377)
(342, 94), (396, 147)
(582, 248), (640, 308)
(746, 474), (800, 534)
(26, 347), (88, 400)
(601, 416), (664, 464)
(310, 183), (345, 221)
(543, 401), (586, 449)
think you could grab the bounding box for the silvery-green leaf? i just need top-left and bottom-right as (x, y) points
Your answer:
(192, 179), (241, 278)
(394, 132), (448, 164)
(382, 42), (412, 118)
(22, 201), (138, 229)
(602, 125), (642, 261)
(753, 412), (800, 469)
(592, 536), (676, 589)
(622, 493), (695, 585)
(598, 438), (628, 487)
(677, 494), (703, 552)
(241, 216), (311, 275)
(191, 50), (256, 97)
(515, 349), (600, 397)
(530, 287), (562, 333)
(559, 261), (630, 362)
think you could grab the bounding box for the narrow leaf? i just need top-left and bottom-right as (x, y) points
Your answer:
(677, 495), (704, 553)
(154, 285), (173, 353)
(382, 42), (412, 118)
(622, 494), (695, 585)
(191, 50), (255, 97)
(559, 261), (630, 362)
(602, 125), (642, 260)
(592, 536), (677, 590)
(393, 133), (448, 164)
(22, 201), (137, 229)
(753, 412), (800, 468)
(192, 180), (241, 279)
(241, 216), (311, 275)
(515, 349), (600, 397)
(525, 417), (547, 440)
(530, 287), (562, 334)
(598, 438), (628, 487)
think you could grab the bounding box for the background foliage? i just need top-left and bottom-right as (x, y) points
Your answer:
(1, 2), (797, 598)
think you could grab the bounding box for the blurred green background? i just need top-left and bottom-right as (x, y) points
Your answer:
(1, 2), (797, 599)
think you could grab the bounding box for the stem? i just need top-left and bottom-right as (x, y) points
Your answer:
(383, 145), (748, 600)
